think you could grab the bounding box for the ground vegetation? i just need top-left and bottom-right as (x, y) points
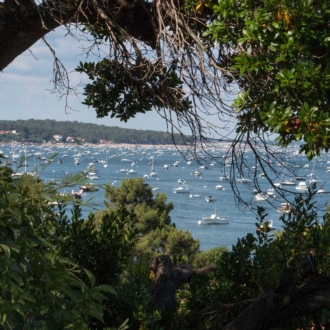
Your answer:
(2, 159), (330, 329)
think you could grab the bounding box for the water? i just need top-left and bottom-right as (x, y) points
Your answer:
(4, 143), (330, 251)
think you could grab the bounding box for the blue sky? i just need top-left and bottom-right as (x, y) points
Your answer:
(1, 27), (237, 138)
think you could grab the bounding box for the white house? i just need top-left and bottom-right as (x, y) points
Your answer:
(53, 134), (63, 142)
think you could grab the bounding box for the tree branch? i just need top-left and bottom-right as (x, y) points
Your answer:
(224, 276), (330, 330)
(0, 0), (155, 71)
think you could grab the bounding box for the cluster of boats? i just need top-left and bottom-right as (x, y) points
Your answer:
(4, 141), (330, 240)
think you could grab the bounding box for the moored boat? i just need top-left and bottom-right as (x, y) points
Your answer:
(266, 188), (275, 197)
(280, 179), (295, 186)
(198, 213), (229, 225)
(277, 203), (291, 214)
(255, 193), (267, 201)
(296, 182), (308, 191)
(219, 175), (230, 181)
(238, 178), (252, 183)
(173, 185), (190, 193)
(205, 195), (216, 202)
(71, 189), (83, 199)
(80, 184), (99, 192)
(193, 170), (202, 177)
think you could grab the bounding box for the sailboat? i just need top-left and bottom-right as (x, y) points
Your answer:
(131, 153), (136, 166)
(12, 144), (19, 163)
(12, 147), (34, 177)
(150, 154), (157, 177)
(198, 204), (229, 225)
(104, 152), (108, 168)
(22, 147), (28, 168)
(308, 159), (322, 184)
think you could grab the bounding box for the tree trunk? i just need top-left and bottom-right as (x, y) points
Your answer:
(150, 255), (217, 313)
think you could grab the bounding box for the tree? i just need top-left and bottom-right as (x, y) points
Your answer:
(101, 178), (201, 262)
(0, 161), (115, 329)
(136, 226), (200, 262)
(103, 178), (174, 233)
(91, 178), (206, 328)
(56, 204), (139, 328)
(218, 194), (330, 329)
(203, 0), (330, 158)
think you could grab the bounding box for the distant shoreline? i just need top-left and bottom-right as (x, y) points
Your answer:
(0, 141), (192, 150)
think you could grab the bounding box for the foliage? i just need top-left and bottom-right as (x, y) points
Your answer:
(191, 190), (330, 328)
(104, 178), (201, 261)
(76, 59), (191, 122)
(95, 178), (203, 326)
(104, 178), (155, 209)
(4, 153), (330, 329)
(135, 226), (200, 264)
(192, 246), (228, 268)
(104, 178), (174, 234)
(115, 254), (163, 330)
(58, 205), (138, 287)
(0, 163), (115, 329)
(203, 0), (330, 158)
(55, 204), (139, 328)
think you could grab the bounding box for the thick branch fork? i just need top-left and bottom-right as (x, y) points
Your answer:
(224, 276), (330, 330)
(150, 255), (217, 313)
(0, 0), (154, 71)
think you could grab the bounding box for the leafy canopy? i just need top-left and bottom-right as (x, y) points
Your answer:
(76, 59), (191, 122)
(202, 0), (330, 159)
(0, 163), (115, 329)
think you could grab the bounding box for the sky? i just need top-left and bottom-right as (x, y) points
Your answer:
(0, 27), (237, 138)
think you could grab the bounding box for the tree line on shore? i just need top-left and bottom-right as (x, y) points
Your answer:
(0, 119), (184, 145)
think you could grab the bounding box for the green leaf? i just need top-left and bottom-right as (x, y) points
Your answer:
(0, 313), (6, 325)
(88, 308), (104, 323)
(0, 244), (11, 257)
(95, 284), (117, 296)
(83, 267), (96, 288)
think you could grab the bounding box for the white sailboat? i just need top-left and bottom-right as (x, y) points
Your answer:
(23, 147), (29, 171)
(205, 195), (217, 202)
(104, 152), (108, 168)
(198, 204), (228, 225)
(131, 153), (137, 167)
(12, 144), (19, 164)
(149, 162), (157, 177)
(309, 160), (322, 184)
